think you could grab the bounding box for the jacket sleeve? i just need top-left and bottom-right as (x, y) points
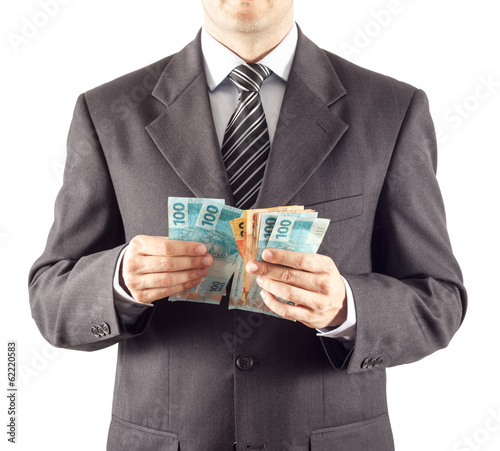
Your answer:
(321, 89), (467, 373)
(28, 93), (154, 351)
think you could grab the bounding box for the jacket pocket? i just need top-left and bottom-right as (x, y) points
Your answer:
(306, 193), (363, 223)
(107, 416), (179, 451)
(310, 413), (394, 451)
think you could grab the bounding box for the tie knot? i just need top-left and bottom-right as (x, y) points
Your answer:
(228, 63), (272, 93)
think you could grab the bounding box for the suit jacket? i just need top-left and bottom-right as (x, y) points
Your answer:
(29, 28), (466, 451)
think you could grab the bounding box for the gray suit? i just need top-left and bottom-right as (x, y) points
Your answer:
(29, 28), (466, 450)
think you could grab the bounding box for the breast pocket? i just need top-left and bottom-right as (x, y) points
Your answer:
(306, 194), (365, 266)
(310, 413), (394, 451)
(305, 193), (364, 223)
(107, 416), (179, 451)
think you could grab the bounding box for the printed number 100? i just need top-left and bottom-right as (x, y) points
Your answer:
(172, 202), (186, 225)
(202, 205), (219, 226)
(264, 217), (276, 239)
(276, 219), (292, 238)
(209, 281), (225, 292)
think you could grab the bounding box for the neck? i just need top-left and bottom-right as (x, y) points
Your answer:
(204, 19), (293, 64)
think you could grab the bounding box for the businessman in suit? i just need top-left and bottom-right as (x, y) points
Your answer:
(29, 1), (466, 450)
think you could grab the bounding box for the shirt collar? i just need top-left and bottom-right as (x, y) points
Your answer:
(201, 23), (298, 91)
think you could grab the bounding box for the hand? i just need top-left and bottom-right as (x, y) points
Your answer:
(121, 235), (213, 304)
(246, 249), (347, 329)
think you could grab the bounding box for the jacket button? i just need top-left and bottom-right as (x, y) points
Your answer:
(236, 355), (254, 371)
(375, 357), (383, 367)
(101, 323), (110, 335)
(91, 327), (100, 338)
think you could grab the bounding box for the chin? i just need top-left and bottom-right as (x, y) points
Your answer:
(230, 14), (266, 32)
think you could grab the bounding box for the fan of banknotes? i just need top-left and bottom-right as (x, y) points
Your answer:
(168, 197), (330, 318)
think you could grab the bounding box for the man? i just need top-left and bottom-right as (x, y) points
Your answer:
(28, 1), (466, 449)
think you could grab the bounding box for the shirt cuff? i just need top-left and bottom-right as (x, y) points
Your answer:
(113, 246), (153, 326)
(316, 275), (356, 341)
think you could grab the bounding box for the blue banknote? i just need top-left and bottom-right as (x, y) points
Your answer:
(266, 215), (330, 254)
(244, 211), (318, 309)
(169, 198), (243, 304)
(168, 197), (224, 241)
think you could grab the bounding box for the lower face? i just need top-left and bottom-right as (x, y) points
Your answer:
(201, 0), (294, 35)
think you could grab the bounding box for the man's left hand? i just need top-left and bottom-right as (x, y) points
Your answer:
(246, 249), (347, 329)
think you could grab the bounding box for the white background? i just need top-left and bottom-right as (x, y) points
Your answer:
(2, 1), (499, 450)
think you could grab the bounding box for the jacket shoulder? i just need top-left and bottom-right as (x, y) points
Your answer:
(83, 54), (174, 108)
(324, 49), (418, 100)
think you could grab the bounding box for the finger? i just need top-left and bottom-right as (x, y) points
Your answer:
(130, 235), (207, 257)
(246, 260), (327, 293)
(259, 289), (309, 322)
(261, 290), (341, 329)
(133, 278), (203, 304)
(255, 275), (318, 309)
(125, 267), (208, 292)
(261, 249), (334, 274)
(136, 254), (214, 274)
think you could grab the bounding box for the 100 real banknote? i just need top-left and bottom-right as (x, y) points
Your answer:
(168, 197), (242, 304)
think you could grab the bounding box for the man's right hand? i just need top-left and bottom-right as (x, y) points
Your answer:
(120, 235), (213, 304)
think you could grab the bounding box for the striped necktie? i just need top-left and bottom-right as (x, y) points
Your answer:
(222, 63), (272, 209)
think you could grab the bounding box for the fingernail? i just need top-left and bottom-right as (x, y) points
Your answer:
(260, 290), (267, 302)
(246, 262), (258, 273)
(197, 268), (208, 277)
(263, 250), (273, 261)
(195, 245), (206, 255)
(256, 276), (264, 286)
(202, 255), (212, 266)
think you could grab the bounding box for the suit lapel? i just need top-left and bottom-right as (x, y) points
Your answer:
(146, 32), (235, 204)
(146, 29), (348, 208)
(256, 30), (349, 208)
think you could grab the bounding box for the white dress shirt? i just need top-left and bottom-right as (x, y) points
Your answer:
(113, 24), (356, 341)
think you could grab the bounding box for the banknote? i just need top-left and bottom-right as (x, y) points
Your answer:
(267, 215), (330, 254)
(169, 200), (243, 304)
(229, 256), (244, 308)
(230, 217), (246, 258)
(229, 252), (280, 317)
(257, 215), (330, 308)
(243, 206), (305, 297)
(167, 197), (330, 319)
(245, 211), (318, 305)
(168, 197), (225, 241)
